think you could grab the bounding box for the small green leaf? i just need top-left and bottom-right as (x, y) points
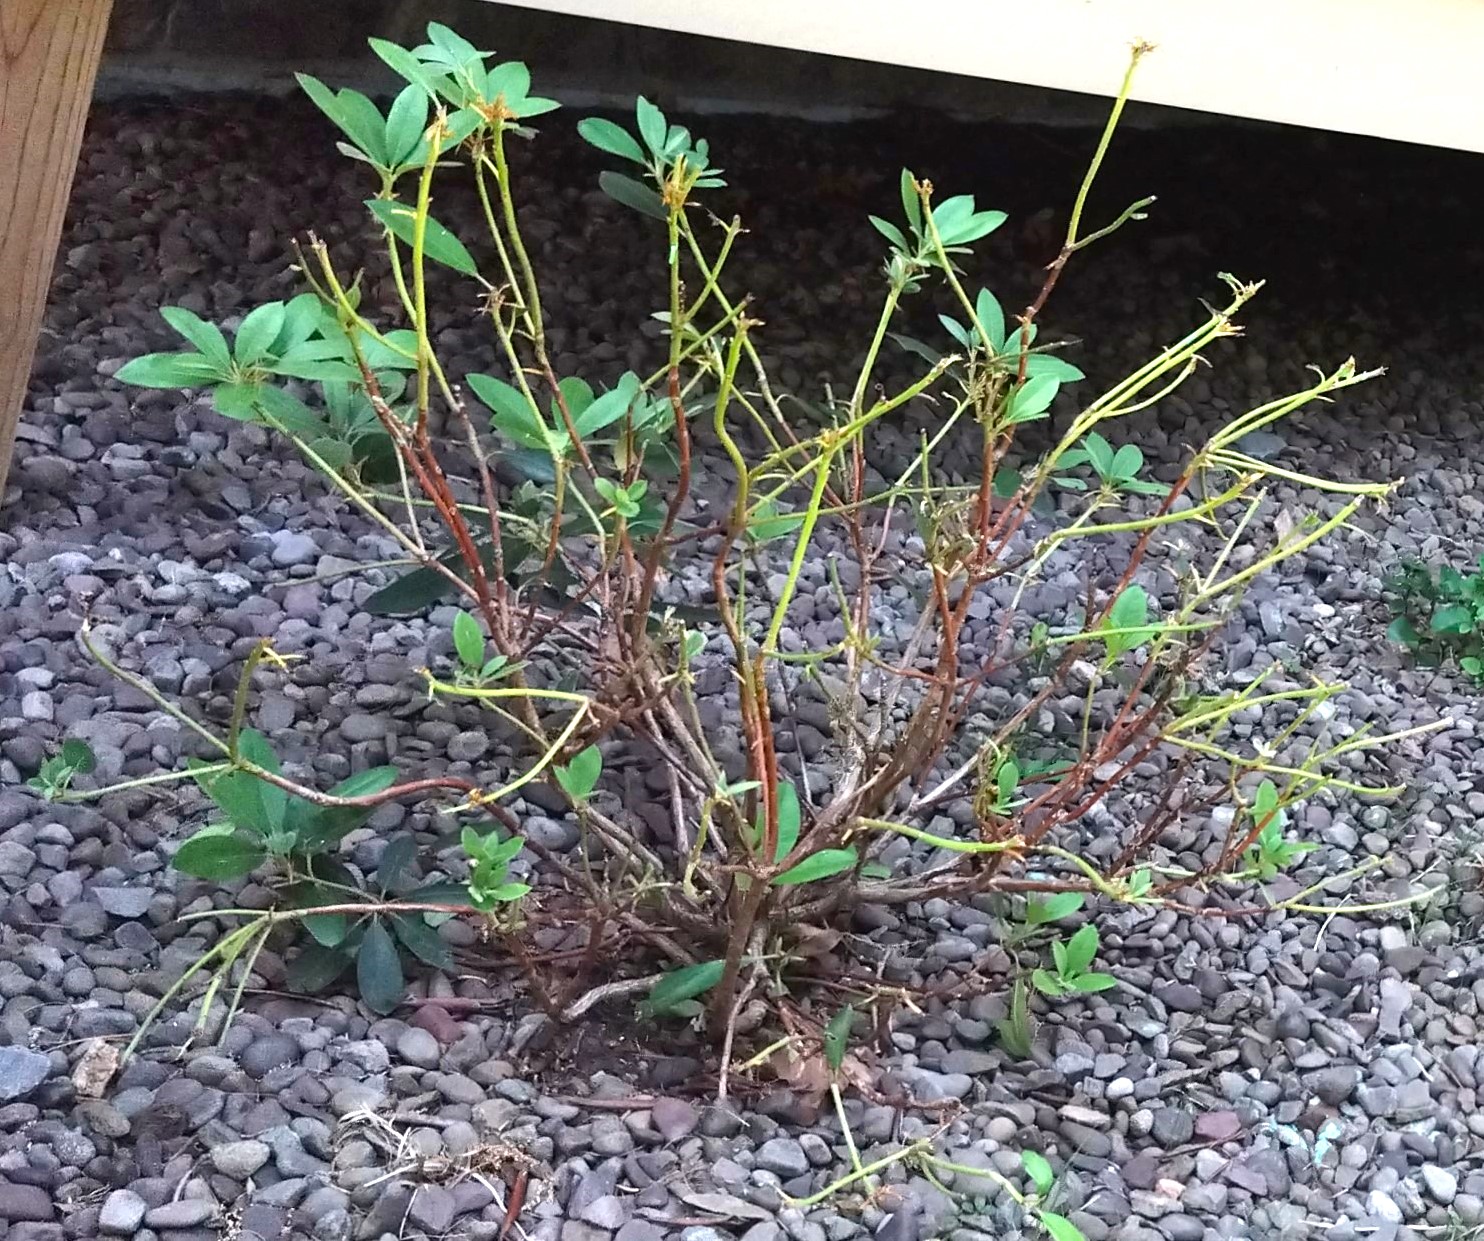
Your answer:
(773, 781), (802, 862)
(357, 919), (405, 1015)
(453, 611), (484, 668)
(1063, 924), (1100, 975)
(1070, 972), (1119, 993)
(1386, 616), (1421, 647)
(899, 168), (922, 236)
(1430, 603), (1473, 635)
(1021, 1150), (1055, 1197)
(975, 287), (1006, 350)
(773, 848), (857, 886)
(642, 959), (724, 1018)
(578, 117), (646, 164)
(1109, 443), (1144, 481)
(365, 198), (478, 276)
(1023, 353), (1085, 383)
(598, 170), (667, 220)
(1030, 968), (1066, 997)
(1004, 375), (1059, 424)
(556, 745), (602, 802)
(1083, 432), (1115, 478)
(573, 373), (641, 438)
(1026, 892), (1084, 926)
(1039, 1211), (1086, 1241)
(60, 738), (95, 774)
(172, 826), (266, 881)
(301, 908), (348, 948)
(634, 95), (667, 157)
(824, 1004), (854, 1073)
(869, 215), (908, 252)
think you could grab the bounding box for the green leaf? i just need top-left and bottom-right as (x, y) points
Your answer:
(1030, 968), (1066, 997)
(286, 940), (352, 992)
(484, 60), (532, 109)
(1023, 353), (1085, 383)
(1104, 585), (1153, 657)
(254, 385), (329, 438)
(115, 351), (224, 389)
(1070, 972), (1119, 993)
(889, 333), (941, 365)
(995, 759), (1019, 808)
(1386, 616), (1420, 647)
(1083, 432), (1115, 479)
(1461, 655), (1484, 679)
(1063, 924), (1100, 975)
(453, 611), (484, 668)
(211, 382), (262, 420)
(1022, 1150), (1055, 1197)
(773, 848), (857, 886)
(975, 288), (1006, 350)
(824, 1004), (854, 1073)
(296, 75), (389, 164)
(357, 919), (405, 1015)
(1026, 892), (1084, 926)
(573, 373), (642, 438)
(172, 825), (266, 881)
(773, 781), (802, 862)
(160, 306), (231, 368)
(392, 914), (453, 969)
(899, 168), (922, 236)
(641, 959), (724, 1018)
(1430, 603), (1474, 635)
(369, 39), (450, 99)
(869, 215), (908, 252)
(377, 835), (416, 895)
(1109, 443), (1144, 481)
(598, 170), (667, 220)
(1039, 1211), (1086, 1241)
(746, 498), (806, 545)
(578, 117), (646, 164)
(634, 96), (667, 157)
(60, 738), (96, 774)
(331, 765), (399, 800)
(238, 728), (287, 831)
(938, 314), (973, 350)
(1004, 375), (1059, 424)
(300, 909), (348, 948)
(556, 745), (602, 802)
(467, 373), (554, 451)
(365, 198), (478, 277)
(385, 84), (430, 166)
(233, 302), (286, 367)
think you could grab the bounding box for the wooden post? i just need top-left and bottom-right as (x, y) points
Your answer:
(0, 0), (113, 496)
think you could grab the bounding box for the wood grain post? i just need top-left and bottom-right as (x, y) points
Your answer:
(0, 0), (114, 497)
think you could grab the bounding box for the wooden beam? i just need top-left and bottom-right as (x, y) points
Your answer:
(0, 0), (113, 497)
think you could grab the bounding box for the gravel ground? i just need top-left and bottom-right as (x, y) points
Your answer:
(2, 96), (1484, 1241)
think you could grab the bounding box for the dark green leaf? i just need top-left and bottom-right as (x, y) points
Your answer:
(579, 117), (645, 164)
(599, 171), (666, 221)
(172, 826), (266, 880)
(888, 333), (941, 364)
(254, 386), (329, 438)
(287, 939), (352, 992)
(824, 1004), (854, 1072)
(357, 919), (405, 1015)
(1431, 604), (1473, 635)
(392, 913), (453, 969)
(365, 198), (478, 277)
(301, 909), (348, 948)
(642, 959), (724, 1018)
(773, 848), (857, 886)
(377, 835), (416, 894)
(60, 738), (96, 773)
(467, 372), (553, 451)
